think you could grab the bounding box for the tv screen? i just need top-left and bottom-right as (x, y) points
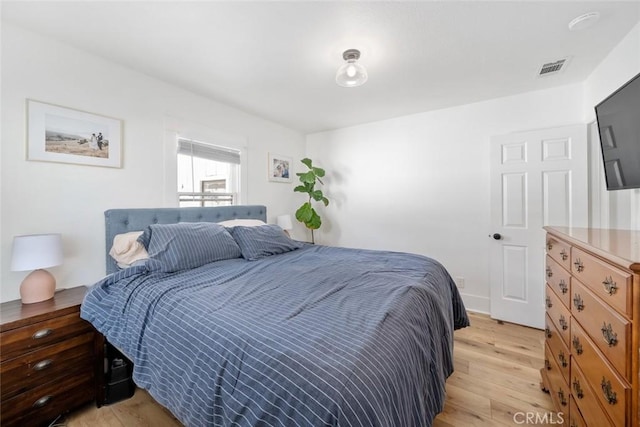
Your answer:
(595, 72), (640, 191)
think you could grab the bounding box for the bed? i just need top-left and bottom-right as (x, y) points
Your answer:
(81, 205), (469, 426)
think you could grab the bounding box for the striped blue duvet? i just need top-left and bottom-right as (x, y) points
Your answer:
(81, 244), (469, 426)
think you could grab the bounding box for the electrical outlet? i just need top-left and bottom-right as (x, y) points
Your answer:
(455, 277), (465, 289)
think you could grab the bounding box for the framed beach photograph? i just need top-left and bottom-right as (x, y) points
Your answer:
(268, 153), (292, 182)
(27, 99), (122, 168)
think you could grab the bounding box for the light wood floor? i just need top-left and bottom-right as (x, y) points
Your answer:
(62, 312), (552, 426)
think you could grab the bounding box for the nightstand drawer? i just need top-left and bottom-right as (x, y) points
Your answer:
(0, 364), (94, 426)
(1, 332), (94, 400)
(0, 313), (92, 362)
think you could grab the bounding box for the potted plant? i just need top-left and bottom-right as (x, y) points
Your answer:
(294, 158), (328, 244)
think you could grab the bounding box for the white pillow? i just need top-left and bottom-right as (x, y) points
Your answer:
(218, 219), (267, 228)
(109, 231), (149, 267)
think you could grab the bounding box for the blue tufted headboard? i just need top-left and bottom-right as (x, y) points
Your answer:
(104, 205), (267, 274)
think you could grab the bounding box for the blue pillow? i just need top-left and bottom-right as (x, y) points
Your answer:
(231, 224), (303, 261)
(145, 222), (241, 272)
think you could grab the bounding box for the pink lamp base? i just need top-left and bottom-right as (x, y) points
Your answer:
(20, 269), (56, 304)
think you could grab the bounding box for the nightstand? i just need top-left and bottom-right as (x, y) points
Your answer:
(0, 287), (104, 427)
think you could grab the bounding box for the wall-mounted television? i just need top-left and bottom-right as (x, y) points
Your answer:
(595, 72), (640, 191)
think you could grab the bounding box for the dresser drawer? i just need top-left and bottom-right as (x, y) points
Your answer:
(571, 280), (630, 380)
(547, 236), (572, 271)
(0, 332), (94, 400)
(569, 396), (587, 427)
(544, 343), (570, 412)
(546, 285), (571, 348)
(545, 314), (570, 384)
(570, 360), (615, 427)
(546, 255), (571, 308)
(570, 321), (630, 427)
(0, 313), (92, 362)
(571, 248), (632, 318)
(0, 364), (94, 426)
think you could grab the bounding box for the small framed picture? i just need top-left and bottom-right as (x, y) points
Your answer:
(27, 99), (123, 168)
(268, 153), (292, 182)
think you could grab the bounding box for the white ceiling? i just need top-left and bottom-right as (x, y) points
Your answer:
(3, 1), (640, 134)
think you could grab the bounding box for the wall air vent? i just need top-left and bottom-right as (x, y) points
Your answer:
(538, 58), (568, 77)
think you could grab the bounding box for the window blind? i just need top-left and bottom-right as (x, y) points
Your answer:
(177, 138), (241, 164)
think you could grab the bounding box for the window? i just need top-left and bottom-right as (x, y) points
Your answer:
(177, 138), (241, 207)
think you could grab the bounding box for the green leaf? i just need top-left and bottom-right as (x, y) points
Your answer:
(295, 203), (313, 223)
(321, 197), (329, 206)
(312, 167), (325, 177)
(306, 209), (322, 229)
(301, 158), (313, 169)
(293, 185), (307, 193)
(311, 190), (324, 201)
(298, 171), (316, 184)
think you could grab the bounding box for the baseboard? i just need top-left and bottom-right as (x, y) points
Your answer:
(458, 293), (490, 314)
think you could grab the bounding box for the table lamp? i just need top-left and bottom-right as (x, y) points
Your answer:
(276, 214), (293, 237)
(11, 234), (63, 304)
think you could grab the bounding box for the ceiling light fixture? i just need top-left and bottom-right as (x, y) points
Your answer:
(568, 12), (600, 31)
(336, 49), (368, 88)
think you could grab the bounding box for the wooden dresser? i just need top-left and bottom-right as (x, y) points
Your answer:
(0, 287), (103, 426)
(541, 226), (640, 426)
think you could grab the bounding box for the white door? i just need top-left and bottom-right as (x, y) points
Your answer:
(489, 124), (588, 329)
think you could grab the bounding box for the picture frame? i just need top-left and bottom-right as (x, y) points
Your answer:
(268, 153), (292, 182)
(27, 99), (123, 168)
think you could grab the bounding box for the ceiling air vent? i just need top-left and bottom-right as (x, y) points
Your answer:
(538, 58), (568, 77)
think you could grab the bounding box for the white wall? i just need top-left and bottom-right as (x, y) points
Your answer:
(583, 22), (640, 231)
(306, 84), (584, 313)
(0, 23), (305, 302)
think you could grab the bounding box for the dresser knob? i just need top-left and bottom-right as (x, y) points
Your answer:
(572, 336), (583, 355)
(573, 258), (584, 272)
(560, 249), (568, 261)
(601, 322), (618, 347)
(573, 294), (584, 311)
(32, 328), (53, 340)
(558, 351), (568, 368)
(545, 327), (552, 339)
(545, 296), (552, 308)
(559, 279), (568, 294)
(572, 378), (584, 399)
(547, 241), (553, 251)
(33, 359), (53, 371)
(558, 389), (567, 406)
(601, 377), (617, 405)
(546, 267), (553, 278)
(602, 276), (618, 295)
(559, 315), (568, 331)
(32, 395), (52, 408)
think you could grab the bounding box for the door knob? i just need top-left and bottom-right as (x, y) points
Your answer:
(490, 233), (502, 240)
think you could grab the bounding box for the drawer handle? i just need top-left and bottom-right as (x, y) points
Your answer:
(547, 241), (553, 251)
(546, 267), (553, 278)
(546, 296), (552, 308)
(559, 279), (568, 294)
(602, 276), (618, 296)
(32, 395), (53, 408)
(573, 258), (584, 272)
(558, 351), (568, 368)
(572, 336), (583, 355)
(573, 294), (584, 311)
(601, 377), (617, 405)
(33, 359), (53, 371)
(545, 327), (552, 339)
(32, 328), (53, 340)
(572, 377), (584, 399)
(560, 249), (568, 261)
(544, 358), (551, 371)
(559, 315), (568, 331)
(601, 322), (618, 347)
(557, 388), (567, 406)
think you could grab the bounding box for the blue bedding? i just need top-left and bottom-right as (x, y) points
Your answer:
(81, 244), (469, 426)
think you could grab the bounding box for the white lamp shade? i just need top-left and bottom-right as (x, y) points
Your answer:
(276, 215), (293, 231)
(11, 234), (63, 272)
(336, 61), (368, 87)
